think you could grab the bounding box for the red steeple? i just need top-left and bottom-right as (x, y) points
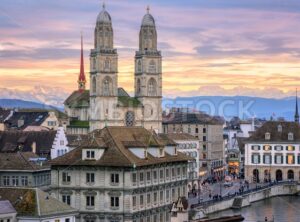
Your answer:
(78, 33), (86, 92)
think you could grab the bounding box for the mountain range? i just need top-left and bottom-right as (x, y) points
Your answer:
(0, 96), (297, 121)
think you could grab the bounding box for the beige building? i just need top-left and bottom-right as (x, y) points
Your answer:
(50, 126), (190, 222)
(65, 5), (162, 135)
(163, 110), (225, 178)
(245, 121), (300, 183)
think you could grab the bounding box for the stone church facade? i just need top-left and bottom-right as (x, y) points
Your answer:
(65, 5), (162, 134)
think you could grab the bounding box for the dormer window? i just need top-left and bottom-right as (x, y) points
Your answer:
(288, 132), (294, 141)
(144, 149), (148, 159)
(86, 150), (95, 159)
(265, 132), (271, 140)
(159, 148), (164, 157)
(277, 124), (282, 132)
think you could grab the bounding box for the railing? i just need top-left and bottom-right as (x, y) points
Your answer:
(190, 180), (297, 209)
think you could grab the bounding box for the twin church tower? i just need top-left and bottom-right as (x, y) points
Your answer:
(65, 4), (162, 134)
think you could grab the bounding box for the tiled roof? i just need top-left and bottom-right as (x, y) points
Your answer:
(160, 133), (198, 141)
(51, 127), (190, 167)
(0, 108), (12, 123)
(0, 152), (49, 171)
(0, 131), (56, 157)
(163, 112), (224, 125)
(0, 200), (16, 214)
(5, 111), (49, 130)
(247, 121), (300, 142)
(0, 188), (77, 217)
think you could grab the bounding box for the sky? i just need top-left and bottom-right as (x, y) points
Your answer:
(1, 0), (300, 106)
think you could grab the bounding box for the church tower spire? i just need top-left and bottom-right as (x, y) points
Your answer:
(78, 33), (86, 92)
(295, 89), (299, 123)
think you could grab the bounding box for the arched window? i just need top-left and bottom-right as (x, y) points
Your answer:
(93, 58), (96, 70)
(137, 60), (142, 72)
(104, 58), (110, 71)
(148, 78), (157, 96)
(148, 60), (156, 73)
(92, 77), (97, 94)
(137, 79), (141, 94)
(125, 111), (135, 126)
(103, 77), (111, 96)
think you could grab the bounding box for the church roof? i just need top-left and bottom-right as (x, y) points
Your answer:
(64, 88), (142, 108)
(50, 127), (190, 168)
(142, 7), (155, 26)
(97, 4), (112, 24)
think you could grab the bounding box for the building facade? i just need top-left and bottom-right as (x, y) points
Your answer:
(244, 121), (300, 182)
(65, 5), (162, 135)
(163, 110), (225, 179)
(50, 127), (189, 222)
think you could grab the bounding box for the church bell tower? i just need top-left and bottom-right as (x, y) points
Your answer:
(134, 6), (162, 132)
(89, 3), (118, 131)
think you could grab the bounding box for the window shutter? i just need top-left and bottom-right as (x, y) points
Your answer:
(258, 155), (261, 164)
(285, 156), (288, 164)
(263, 155), (265, 164)
(293, 155), (295, 164)
(298, 155), (300, 164)
(251, 155), (254, 164)
(270, 155), (272, 164)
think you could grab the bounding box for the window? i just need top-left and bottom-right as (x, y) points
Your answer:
(195, 128), (199, 134)
(132, 173), (137, 184)
(287, 154), (295, 164)
(132, 196), (137, 208)
(86, 150), (95, 159)
(147, 193), (151, 204)
(60, 140), (64, 145)
(139, 172), (144, 183)
(153, 192), (157, 203)
(12, 176), (19, 186)
(159, 169), (164, 180)
(110, 196), (119, 208)
(65, 219), (70, 222)
(182, 166), (187, 176)
(203, 136), (206, 142)
(153, 171), (157, 180)
(265, 132), (271, 140)
(104, 58), (110, 71)
(93, 58), (96, 70)
(160, 190), (163, 202)
(125, 111), (135, 127)
(148, 60), (156, 73)
(171, 168), (175, 178)
(111, 174), (119, 184)
(263, 155), (271, 164)
(275, 155), (283, 164)
(203, 128), (206, 133)
(62, 195), (71, 205)
(21, 176), (28, 186)
(136, 78), (141, 94)
(275, 145), (283, 151)
(86, 195), (95, 207)
(251, 154), (260, 164)
(140, 195), (144, 207)
(288, 132), (294, 141)
(147, 78), (157, 96)
(166, 189), (170, 201)
(86, 173), (95, 183)
(203, 144), (206, 151)
(103, 77), (111, 96)
(159, 148), (164, 157)
(263, 145), (271, 151)
(137, 60), (142, 72)
(177, 167), (181, 177)
(92, 77), (96, 94)
(62, 172), (71, 183)
(287, 145), (295, 151)
(3, 176), (10, 186)
(165, 168), (169, 178)
(147, 171), (151, 181)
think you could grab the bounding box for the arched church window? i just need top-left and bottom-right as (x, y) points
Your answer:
(137, 60), (142, 72)
(148, 78), (157, 96)
(149, 60), (156, 73)
(104, 58), (110, 71)
(93, 58), (96, 70)
(137, 79), (141, 94)
(92, 77), (97, 94)
(103, 77), (112, 96)
(125, 111), (135, 127)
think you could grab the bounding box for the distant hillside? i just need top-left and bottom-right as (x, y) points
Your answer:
(0, 99), (60, 110)
(162, 96), (297, 121)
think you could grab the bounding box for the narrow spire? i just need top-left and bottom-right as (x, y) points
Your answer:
(78, 33), (86, 92)
(295, 88), (299, 123)
(147, 5), (150, 14)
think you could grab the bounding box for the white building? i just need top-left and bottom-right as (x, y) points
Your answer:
(160, 133), (200, 191)
(244, 121), (300, 182)
(51, 126), (72, 159)
(50, 127), (190, 222)
(0, 200), (17, 222)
